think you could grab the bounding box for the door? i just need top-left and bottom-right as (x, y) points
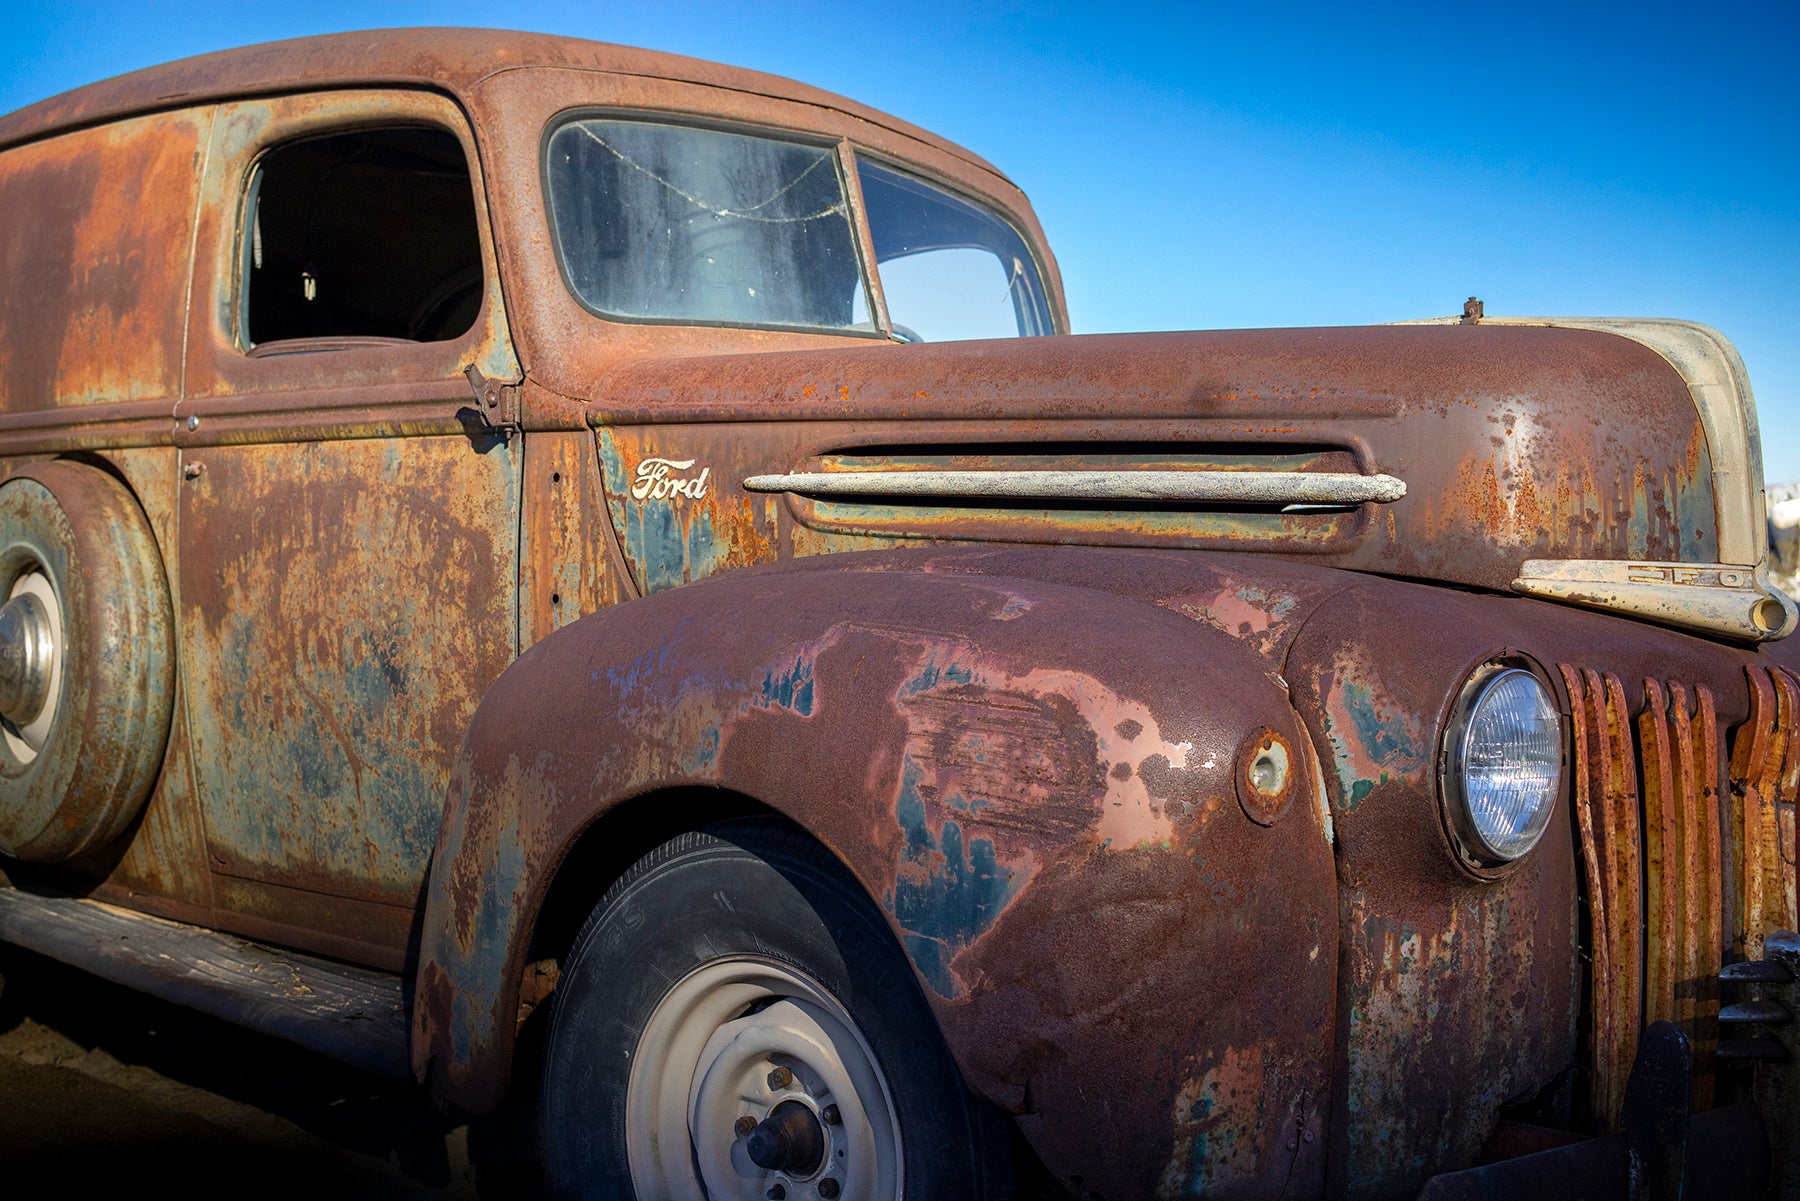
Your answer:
(174, 90), (522, 964)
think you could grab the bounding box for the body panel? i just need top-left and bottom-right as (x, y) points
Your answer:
(416, 547), (1343, 1198)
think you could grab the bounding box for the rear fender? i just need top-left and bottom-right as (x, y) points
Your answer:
(414, 551), (1340, 1197)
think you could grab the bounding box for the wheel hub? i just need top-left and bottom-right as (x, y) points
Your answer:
(0, 571), (62, 764)
(625, 959), (902, 1201)
(0, 589), (54, 725)
(745, 1099), (826, 1175)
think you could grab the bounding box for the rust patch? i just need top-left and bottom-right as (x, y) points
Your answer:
(0, 106), (211, 409)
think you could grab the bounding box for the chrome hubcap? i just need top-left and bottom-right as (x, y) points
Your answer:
(0, 572), (61, 763)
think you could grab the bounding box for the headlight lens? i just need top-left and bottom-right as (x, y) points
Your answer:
(1448, 667), (1563, 865)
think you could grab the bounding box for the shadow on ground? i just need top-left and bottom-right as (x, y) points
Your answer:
(0, 945), (475, 1199)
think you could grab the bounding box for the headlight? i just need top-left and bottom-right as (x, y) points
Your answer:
(1443, 665), (1563, 867)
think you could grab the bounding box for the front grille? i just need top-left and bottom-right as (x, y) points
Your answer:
(1560, 663), (1799, 1125)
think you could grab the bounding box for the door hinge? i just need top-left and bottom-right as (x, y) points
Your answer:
(463, 363), (521, 430)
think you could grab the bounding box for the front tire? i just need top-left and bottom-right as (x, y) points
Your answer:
(539, 817), (1010, 1200)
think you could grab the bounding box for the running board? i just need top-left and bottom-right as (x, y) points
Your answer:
(0, 886), (410, 1081)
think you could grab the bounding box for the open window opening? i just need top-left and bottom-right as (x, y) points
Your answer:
(244, 126), (483, 347)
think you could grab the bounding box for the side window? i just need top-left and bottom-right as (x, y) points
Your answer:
(244, 126), (482, 347)
(856, 160), (1054, 343)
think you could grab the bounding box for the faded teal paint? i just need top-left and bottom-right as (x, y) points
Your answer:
(1342, 680), (1419, 766)
(681, 724), (721, 772)
(1674, 442), (1719, 561)
(899, 654), (976, 698)
(1239, 584), (1298, 621)
(595, 428), (631, 496)
(684, 504), (730, 582)
(756, 654), (816, 717)
(449, 787), (532, 1061)
(595, 429), (718, 593)
(887, 755), (1022, 999)
(1319, 669), (1421, 815)
(1627, 471), (1652, 559)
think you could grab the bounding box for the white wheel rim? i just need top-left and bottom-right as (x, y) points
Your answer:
(2, 570), (62, 765)
(626, 958), (903, 1201)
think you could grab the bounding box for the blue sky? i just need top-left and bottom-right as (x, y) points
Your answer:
(8, 2), (1799, 479)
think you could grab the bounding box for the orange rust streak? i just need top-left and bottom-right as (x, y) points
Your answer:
(1572, 664), (1643, 1128)
(1563, 666), (1618, 1124)
(1728, 668), (1773, 959)
(1745, 670), (1793, 958)
(1639, 680), (1677, 1027)
(1765, 671), (1799, 938)
(1689, 684), (1722, 1109)
(1602, 672), (1643, 1127)
(1667, 682), (1700, 1035)
(1600, 671), (1643, 1094)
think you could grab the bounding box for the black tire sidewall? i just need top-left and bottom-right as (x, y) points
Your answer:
(541, 819), (992, 1200)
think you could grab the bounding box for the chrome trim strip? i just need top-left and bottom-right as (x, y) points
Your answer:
(742, 469), (1406, 505)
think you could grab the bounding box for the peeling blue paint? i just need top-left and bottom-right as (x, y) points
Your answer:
(1341, 680), (1419, 765)
(682, 723), (721, 773)
(899, 654), (976, 698)
(887, 756), (1021, 999)
(756, 655), (816, 717)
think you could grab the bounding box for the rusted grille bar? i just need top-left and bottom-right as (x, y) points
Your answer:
(1562, 664), (1643, 1124)
(1729, 666), (1800, 961)
(1563, 661), (1800, 1126)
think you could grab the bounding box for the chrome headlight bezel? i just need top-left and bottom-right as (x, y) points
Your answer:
(1439, 658), (1566, 873)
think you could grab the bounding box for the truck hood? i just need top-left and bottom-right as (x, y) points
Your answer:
(570, 322), (1789, 641)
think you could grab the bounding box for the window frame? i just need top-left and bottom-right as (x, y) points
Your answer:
(850, 149), (1059, 341)
(235, 119), (489, 352)
(539, 109), (888, 339)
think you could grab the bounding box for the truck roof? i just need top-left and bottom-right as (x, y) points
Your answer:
(0, 27), (1008, 179)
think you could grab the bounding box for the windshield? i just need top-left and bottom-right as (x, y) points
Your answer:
(546, 119), (873, 332)
(544, 118), (1053, 340)
(856, 160), (1054, 341)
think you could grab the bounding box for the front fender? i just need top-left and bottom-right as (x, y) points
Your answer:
(414, 548), (1340, 1198)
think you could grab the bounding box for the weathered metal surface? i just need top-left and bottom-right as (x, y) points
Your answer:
(176, 435), (518, 931)
(0, 30), (1018, 185)
(0, 106), (211, 414)
(573, 326), (1715, 613)
(1549, 653), (1800, 1142)
(1729, 667), (1800, 961)
(4, 28), (1798, 1199)
(416, 547), (1340, 1199)
(1285, 582), (1581, 1200)
(742, 467), (1408, 505)
(0, 885), (409, 1080)
(1564, 665), (1647, 1126)
(518, 428), (637, 651)
(179, 88), (521, 411)
(77, 448), (217, 916)
(1516, 559), (1795, 642)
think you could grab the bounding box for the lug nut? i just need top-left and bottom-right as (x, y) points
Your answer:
(817, 1180), (840, 1199)
(767, 1066), (794, 1090)
(735, 1115), (758, 1138)
(820, 1103), (841, 1126)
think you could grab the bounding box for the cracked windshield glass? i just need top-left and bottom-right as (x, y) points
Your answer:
(545, 119), (1052, 341)
(546, 119), (871, 331)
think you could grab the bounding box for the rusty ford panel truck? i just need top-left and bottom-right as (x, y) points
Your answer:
(0, 27), (1795, 1201)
